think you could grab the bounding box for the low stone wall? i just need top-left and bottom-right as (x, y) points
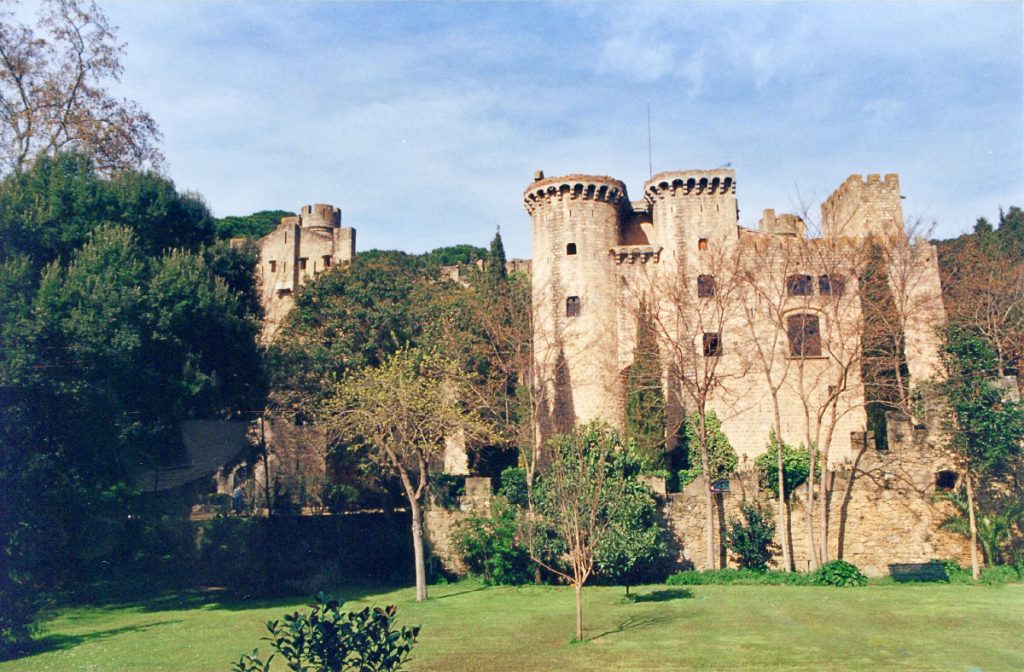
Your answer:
(664, 439), (971, 576)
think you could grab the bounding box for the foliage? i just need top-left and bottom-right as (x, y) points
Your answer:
(624, 303), (666, 471)
(497, 466), (528, 508)
(487, 230), (507, 283)
(452, 498), (535, 585)
(422, 244), (487, 267)
(812, 560), (867, 587)
(676, 411), (737, 488)
(215, 210), (291, 240)
(937, 488), (1024, 566)
(0, 0), (162, 175)
(232, 593), (419, 672)
(724, 502), (778, 571)
(754, 431), (816, 499)
(428, 474), (465, 510)
(942, 326), (1024, 477)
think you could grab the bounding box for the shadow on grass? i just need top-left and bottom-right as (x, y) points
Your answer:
(627, 588), (693, 603)
(1, 620), (183, 662)
(587, 614), (673, 642)
(432, 585), (489, 600)
(49, 581), (407, 616)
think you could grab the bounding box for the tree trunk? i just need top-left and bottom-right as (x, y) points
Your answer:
(574, 583), (583, 641)
(703, 473), (716, 570)
(776, 442), (791, 571)
(805, 448), (818, 570)
(818, 474), (829, 564)
(410, 500), (428, 601)
(966, 471), (980, 582)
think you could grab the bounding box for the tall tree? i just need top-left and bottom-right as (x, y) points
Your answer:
(942, 325), (1024, 580)
(322, 348), (491, 601)
(487, 229), (507, 283)
(624, 302), (666, 471)
(0, 0), (162, 174)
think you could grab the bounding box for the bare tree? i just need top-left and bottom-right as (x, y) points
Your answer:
(0, 0), (162, 174)
(636, 240), (750, 569)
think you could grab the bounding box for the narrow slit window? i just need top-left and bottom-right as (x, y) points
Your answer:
(786, 274), (813, 296)
(566, 296), (581, 317)
(787, 313), (821, 357)
(698, 274), (716, 298)
(703, 332), (721, 357)
(566, 243), (577, 255)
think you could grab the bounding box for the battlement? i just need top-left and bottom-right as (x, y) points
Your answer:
(822, 173), (902, 239)
(523, 172), (630, 214)
(643, 169), (736, 205)
(759, 209), (805, 237)
(297, 203), (341, 228)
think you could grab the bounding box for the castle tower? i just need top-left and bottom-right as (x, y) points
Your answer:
(524, 172), (629, 442)
(821, 173), (903, 239)
(257, 203), (356, 341)
(643, 169), (739, 257)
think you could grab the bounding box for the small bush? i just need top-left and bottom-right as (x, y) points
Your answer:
(232, 592), (419, 672)
(813, 560), (867, 587)
(429, 474), (465, 510)
(724, 502), (778, 571)
(452, 498), (534, 585)
(497, 467), (528, 508)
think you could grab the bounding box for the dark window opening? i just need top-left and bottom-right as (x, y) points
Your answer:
(566, 296), (581, 317)
(787, 313), (821, 357)
(935, 471), (958, 491)
(323, 255), (332, 268)
(698, 274), (716, 298)
(711, 479), (730, 493)
(698, 238), (708, 251)
(703, 332), (721, 357)
(787, 274), (813, 296)
(299, 258), (307, 270)
(819, 274), (846, 296)
(268, 260), (277, 272)
(277, 288), (292, 298)
(566, 242), (577, 255)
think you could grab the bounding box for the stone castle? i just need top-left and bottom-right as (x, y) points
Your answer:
(523, 168), (968, 573)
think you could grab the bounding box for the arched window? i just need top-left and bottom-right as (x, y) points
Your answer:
(566, 242), (577, 255)
(698, 238), (708, 251)
(566, 296), (581, 317)
(787, 313), (821, 357)
(698, 274), (716, 298)
(786, 274), (813, 296)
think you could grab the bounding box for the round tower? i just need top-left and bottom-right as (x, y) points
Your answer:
(524, 172), (629, 442)
(644, 169), (738, 260)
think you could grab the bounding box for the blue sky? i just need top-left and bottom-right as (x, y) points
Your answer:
(86, 1), (1024, 258)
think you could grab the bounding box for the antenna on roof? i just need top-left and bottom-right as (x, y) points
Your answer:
(647, 103), (653, 179)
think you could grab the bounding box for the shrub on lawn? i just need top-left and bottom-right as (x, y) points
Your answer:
(452, 498), (534, 585)
(232, 592), (420, 672)
(724, 502), (778, 571)
(813, 560), (867, 587)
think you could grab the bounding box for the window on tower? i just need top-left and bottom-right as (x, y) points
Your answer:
(698, 275), (716, 298)
(787, 313), (822, 357)
(567, 242), (577, 255)
(566, 296), (581, 317)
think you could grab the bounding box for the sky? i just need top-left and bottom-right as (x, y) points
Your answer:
(57, 1), (1024, 258)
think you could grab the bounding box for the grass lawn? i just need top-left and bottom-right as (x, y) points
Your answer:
(3, 581), (1022, 671)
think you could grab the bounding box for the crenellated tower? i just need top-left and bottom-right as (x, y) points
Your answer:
(525, 172), (630, 437)
(821, 173), (903, 239)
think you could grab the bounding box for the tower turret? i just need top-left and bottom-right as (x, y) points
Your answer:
(643, 169), (738, 260)
(821, 173), (902, 239)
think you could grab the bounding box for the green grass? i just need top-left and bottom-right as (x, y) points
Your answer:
(5, 581), (1022, 671)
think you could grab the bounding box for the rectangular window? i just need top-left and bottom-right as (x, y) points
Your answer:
(787, 313), (821, 357)
(698, 238), (708, 251)
(268, 260), (277, 272)
(697, 274), (716, 298)
(566, 296), (581, 317)
(819, 274), (845, 296)
(299, 258), (307, 270)
(787, 274), (812, 296)
(566, 243), (577, 255)
(703, 332), (721, 357)
(323, 255), (332, 268)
